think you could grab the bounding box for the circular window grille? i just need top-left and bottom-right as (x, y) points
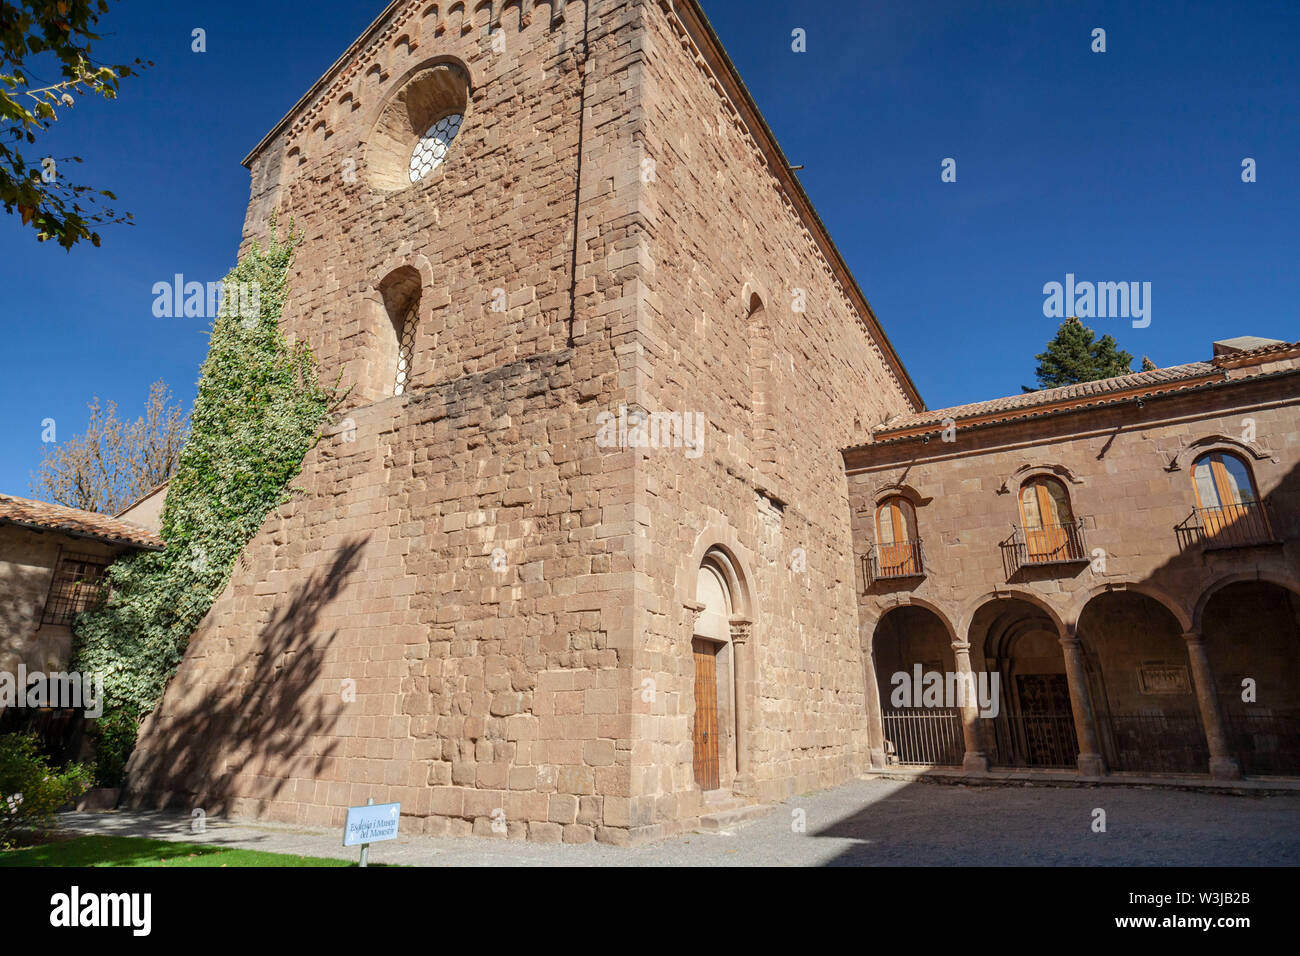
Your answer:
(408, 113), (463, 184)
(394, 303), (417, 396)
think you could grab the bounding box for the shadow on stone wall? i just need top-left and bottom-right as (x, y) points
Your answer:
(124, 537), (366, 814)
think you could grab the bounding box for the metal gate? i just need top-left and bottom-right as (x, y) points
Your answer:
(881, 707), (964, 766)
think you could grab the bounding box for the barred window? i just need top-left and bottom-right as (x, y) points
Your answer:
(394, 301), (417, 396)
(408, 113), (463, 184)
(41, 553), (109, 626)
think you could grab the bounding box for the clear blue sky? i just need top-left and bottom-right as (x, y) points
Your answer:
(2, 0), (1296, 498)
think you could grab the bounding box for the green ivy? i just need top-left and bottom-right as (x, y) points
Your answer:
(73, 224), (335, 785)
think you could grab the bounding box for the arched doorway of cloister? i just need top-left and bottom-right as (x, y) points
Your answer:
(1077, 591), (1206, 773)
(973, 598), (1080, 769)
(1200, 580), (1300, 775)
(871, 605), (962, 766)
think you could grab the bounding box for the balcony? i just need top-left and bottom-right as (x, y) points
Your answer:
(1194, 501), (1275, 550)
(863, 540), (925, 588)
(1001, 520), (1089, 575)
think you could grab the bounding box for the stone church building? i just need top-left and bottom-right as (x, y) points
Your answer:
(125, 0), (1300, 844)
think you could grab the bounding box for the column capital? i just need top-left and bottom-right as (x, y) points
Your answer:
(1181, 629), (1205, 646)
(729, 617), (753, 645)
(951, 641), (972, 653)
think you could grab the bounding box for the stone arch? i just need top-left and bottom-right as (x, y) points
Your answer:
(354, 257), (434, 402)
(745, 283), (776, 485)
(958, 589), (1067, 650)
(685, 526), (752, 620)
(867, 481), (933, 509)
(687, 542), (754, 792)
(1065, 582), (1192, 635)
(968, 593), (1083, 770)
(1196, 575), (1300, 775)
(996, 462), (1085, 496)
(741, 276), (770, 315)
(864, 596), (960, 645)
(377, 266), (422, 397)
(867, 600), (965, 767)
(500, 0), (525, 32)
(362, 57), (473, 192)
(1075, 588), (1205, 773)
(1167, 433), (1278, 472)
(1192, 570), (1300, 633)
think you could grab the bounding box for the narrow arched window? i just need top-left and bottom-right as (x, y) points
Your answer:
(378, 267), (422, 398)
(393, 300), (417, 395)
(746, 291), (775, 477)
(875, 497), (921, 577)
(1018, 476), (1078, 562)
(1191, 451), (1268, 545)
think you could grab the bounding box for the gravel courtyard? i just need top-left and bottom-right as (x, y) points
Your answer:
(56, 776), (1300, 866)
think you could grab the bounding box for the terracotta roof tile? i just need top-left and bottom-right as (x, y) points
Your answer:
(873, 339), (1299, 439)
(0, 494), (164, 550)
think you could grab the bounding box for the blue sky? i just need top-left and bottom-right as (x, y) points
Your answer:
(2, 0), (1296, 498)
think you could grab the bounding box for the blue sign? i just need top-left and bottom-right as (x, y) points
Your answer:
(343, 802), (401, 847)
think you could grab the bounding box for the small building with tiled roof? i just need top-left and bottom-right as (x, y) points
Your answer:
(0, 492), (163, 693)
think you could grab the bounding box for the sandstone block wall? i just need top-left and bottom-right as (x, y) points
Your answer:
(623, 0), (919, 831)
(130, 0), (660, 844)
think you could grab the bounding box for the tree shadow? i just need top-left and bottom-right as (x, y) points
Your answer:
(121, 537), (366, 815)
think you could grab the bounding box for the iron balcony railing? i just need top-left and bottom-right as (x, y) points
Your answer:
(1002, 520), (1088, 574)
(863, 540), (925, 588)
(1194, 501), (1274, 550)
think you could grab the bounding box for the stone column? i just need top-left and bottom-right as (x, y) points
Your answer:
(951, 640), (989, 773)
(1059, 634), (1106, 777)
(729, 617), (754, 787)
(1182, 629), (1242, 780)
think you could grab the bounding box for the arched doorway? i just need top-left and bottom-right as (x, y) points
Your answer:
(690, 548), (750, 793)
(1077, 592), (1206, 773)
(1201, 581), (1300, 775)
(872, 606), (962, 766)
(974, 599), (1079, 769)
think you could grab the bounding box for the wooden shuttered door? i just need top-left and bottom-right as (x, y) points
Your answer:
(692, 638), (720, 791)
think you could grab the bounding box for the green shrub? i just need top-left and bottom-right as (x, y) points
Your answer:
(0, 734), (93, 846)
(72, 223), (338, 781)
(88, 705), (140, 788)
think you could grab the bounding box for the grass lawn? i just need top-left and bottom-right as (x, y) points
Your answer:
(0, 834), (356, 867)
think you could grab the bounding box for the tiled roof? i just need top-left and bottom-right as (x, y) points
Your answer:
(0, 493), (164, 550)
(871, 339), (1299, 439)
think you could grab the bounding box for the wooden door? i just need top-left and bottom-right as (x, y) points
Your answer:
(1192, 452), (1262, 541)
(876, 497), (919, 575)
(1020, 478), (1073, 560)
(692, 639), (719, 790)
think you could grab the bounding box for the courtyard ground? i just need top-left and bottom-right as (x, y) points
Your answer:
(48, 776), (1300, 866)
